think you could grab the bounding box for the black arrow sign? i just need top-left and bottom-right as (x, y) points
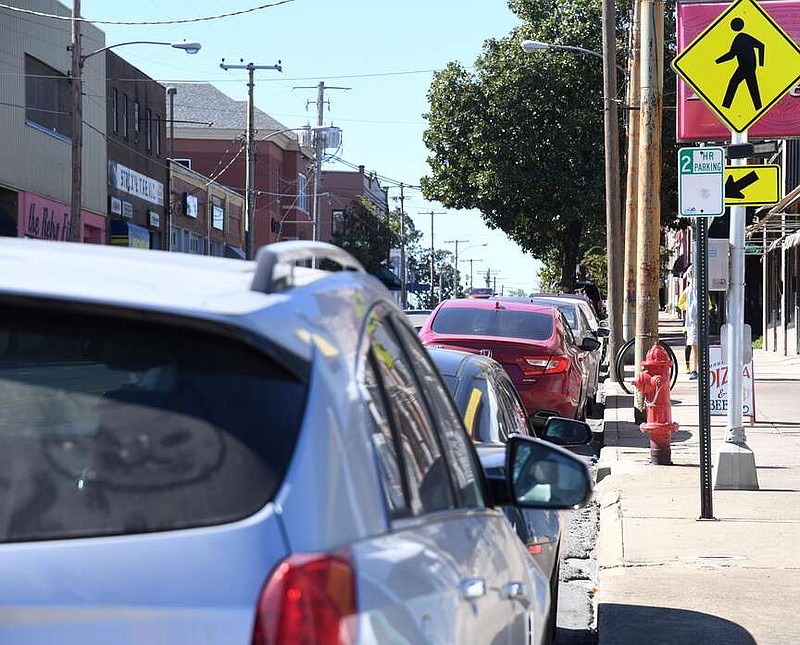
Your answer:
(725, 171), (759, 199)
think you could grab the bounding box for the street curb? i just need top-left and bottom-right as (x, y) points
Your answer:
(595, 486), (624, 570)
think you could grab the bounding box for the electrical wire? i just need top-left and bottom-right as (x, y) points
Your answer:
(0, 0), (295, 25)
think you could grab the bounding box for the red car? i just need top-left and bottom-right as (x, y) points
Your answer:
(419, 298), (600, 427)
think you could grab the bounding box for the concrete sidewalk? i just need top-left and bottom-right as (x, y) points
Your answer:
(596, 312), (800, 645)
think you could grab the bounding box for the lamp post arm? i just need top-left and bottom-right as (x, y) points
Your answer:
(81, 41), (201, 64)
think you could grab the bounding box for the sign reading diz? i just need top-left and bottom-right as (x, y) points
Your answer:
(672, 0), (800, 133)
(678, 146), (725, 217)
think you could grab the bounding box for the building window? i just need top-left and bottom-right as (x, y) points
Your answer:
(212, 202), (224, 230)
(298, 173), (308, 212)
(210, 241), (224, 257)
(145, 107), (152, 152)
(122, 94), (129, 139)
(332, 209), (344, 236)
(133, 101), (140, 135)
(111, 88), (118, 134)
(189, 232), (203, 255)
(155, 115), (161, 155)
(24, 54), (71, 140)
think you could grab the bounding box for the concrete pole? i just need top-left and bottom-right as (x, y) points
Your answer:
(715, 130), (759, 490)
(430, 212), (435, 306)
(623, 0), (641, 344)
(602, 0), (623, 381)
(312, 81), (324, 246)
(634, 0), (663, 420)
(444, 239), (468, 297)
(69, 0), (83, 242)
(166, 87), (176, 251)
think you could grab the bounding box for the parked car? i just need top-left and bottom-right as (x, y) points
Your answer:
(426, 346), (594, 643)
(469, 287), (495, 299)
(419, 297), (600, 428)
(403, 308), (432, 332)
(0, 238), (593, 645)
(525, 295), (608, 413)
(530, 291), (611, 363)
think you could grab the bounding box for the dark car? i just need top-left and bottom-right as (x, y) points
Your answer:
(426, 346), (593, 645)
(419, 298), (600, 428)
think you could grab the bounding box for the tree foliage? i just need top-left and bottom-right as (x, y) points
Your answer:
(330, 196), (396, 273)
(422, 0), (679, 294)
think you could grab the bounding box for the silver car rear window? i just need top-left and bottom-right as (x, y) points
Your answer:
(0, 307), (306, 543)
(431, 308), (553, 341)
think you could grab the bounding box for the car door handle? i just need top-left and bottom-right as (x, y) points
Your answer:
(504, 581), (529, 603)
(460, 577), (486, 600)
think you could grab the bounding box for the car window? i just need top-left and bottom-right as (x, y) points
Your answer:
(559, 312), (577, 345)
(360, 355), (410, 518)
(0, 306), (307, 543)
(392, 322), (484, 509)
(556, 304), (579, 330)
(368, 318), (456, 515)
(431, 307), (553, 341)
(495, 376), (532, 437)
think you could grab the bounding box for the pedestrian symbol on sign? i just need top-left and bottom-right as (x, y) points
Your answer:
(715, 18), (765, 110)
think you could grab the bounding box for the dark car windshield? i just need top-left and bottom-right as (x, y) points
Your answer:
(0, 306), (307, 543)
(431, 307), (553, 341)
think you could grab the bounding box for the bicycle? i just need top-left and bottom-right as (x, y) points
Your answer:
(613, 337), (679, 395)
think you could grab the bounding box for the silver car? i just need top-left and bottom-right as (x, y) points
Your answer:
(0, 239), (592, 645)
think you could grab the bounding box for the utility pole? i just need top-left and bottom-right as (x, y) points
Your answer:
(634, 0), (664, 420)
(69, 0), (82, 242)
(294, 82), (350, 247)
(461, 258), (484, 289)
(623, 0), (642, 344)
(602, 0), (623, 381)
(399, 183), (407, 308)
(419, 210), (445, 307)
(166, 86), (177, 251)
(220, 59), (282, 260)
(444, 239), (469, 298)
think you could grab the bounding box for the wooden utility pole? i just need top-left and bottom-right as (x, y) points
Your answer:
(399, 183), (407, 308)
(419, 210), (445, 307)
(69, 0), (82, 242)
(602, 0), (623, 381)
(623, 0), (642, 344)
(634, 0), (664, 418)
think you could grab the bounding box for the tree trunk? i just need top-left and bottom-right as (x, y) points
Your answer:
(559, 220), (583, 292)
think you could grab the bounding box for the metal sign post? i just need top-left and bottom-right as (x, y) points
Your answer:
(695, 217), (714, 519)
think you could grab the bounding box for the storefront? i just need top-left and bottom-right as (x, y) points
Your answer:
(17, 191), (106, 243)
(109, 218), (150, 248)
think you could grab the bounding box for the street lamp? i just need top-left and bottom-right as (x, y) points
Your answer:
(69, 3), (200, 243)
(521, 35), (623, 381)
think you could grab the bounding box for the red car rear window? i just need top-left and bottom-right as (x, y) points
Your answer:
(431, 307), (553, 341)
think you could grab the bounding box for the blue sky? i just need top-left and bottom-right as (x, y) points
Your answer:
(78, 0), (541, 294)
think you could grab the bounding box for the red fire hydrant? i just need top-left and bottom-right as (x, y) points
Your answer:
(632, 344), (679, 465)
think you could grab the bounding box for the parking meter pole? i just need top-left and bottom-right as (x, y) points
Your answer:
(714, 130), (759, 490)
(695, 218), (714, 519)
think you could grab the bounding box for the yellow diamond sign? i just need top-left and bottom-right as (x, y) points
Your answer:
(672, 0), (800, 133)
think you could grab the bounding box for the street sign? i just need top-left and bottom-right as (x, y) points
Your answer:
(678, 146), (725, 217)
(672, 0), (800, 133)
(724, 164), (781, 205)
(745, 242), (762, 255)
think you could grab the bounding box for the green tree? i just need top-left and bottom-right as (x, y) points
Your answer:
(330, 196), (396, 273)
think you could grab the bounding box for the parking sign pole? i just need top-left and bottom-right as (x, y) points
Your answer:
(695, 217), (714, 519)
(714, 130), (759, 490)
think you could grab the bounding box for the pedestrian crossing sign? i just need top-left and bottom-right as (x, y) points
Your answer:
(672, 0), (800, 133)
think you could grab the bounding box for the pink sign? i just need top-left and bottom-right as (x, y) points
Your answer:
(18, 192), (74, 241)
(677, 0), (800, 141)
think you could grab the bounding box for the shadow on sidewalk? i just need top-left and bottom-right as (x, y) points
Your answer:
(599, 604), (757, 645)
(606, 421), (694, 447)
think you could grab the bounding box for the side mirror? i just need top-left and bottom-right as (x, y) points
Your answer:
(580, 337), (601, 352)
(595, 327), (611, 338)
(540, 416), (592, 446)
(506, 435), (593, 509)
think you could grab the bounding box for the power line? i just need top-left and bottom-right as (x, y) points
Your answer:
(0, 0), (295, 25)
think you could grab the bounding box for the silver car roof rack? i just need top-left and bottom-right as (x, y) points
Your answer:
(251, 241), (365, 294)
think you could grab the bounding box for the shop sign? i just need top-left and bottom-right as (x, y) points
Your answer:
(148, 211), (161, 228)
(108, 161), (164, 206)
(109, 196), (122, 215)
(122, 201), (134, 219)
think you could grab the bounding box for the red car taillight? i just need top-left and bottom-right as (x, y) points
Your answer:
(521, 355), (570, 378)
(252, 552), (358, 645)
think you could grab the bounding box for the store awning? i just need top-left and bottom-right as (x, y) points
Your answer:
(224, 245), (246, 259)
(371, 265), (402, 290)
(109, 219), (150, 249)
(746, 183), (800, 245)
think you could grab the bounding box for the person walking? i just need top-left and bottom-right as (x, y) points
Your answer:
(678, 276), (699, 380)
